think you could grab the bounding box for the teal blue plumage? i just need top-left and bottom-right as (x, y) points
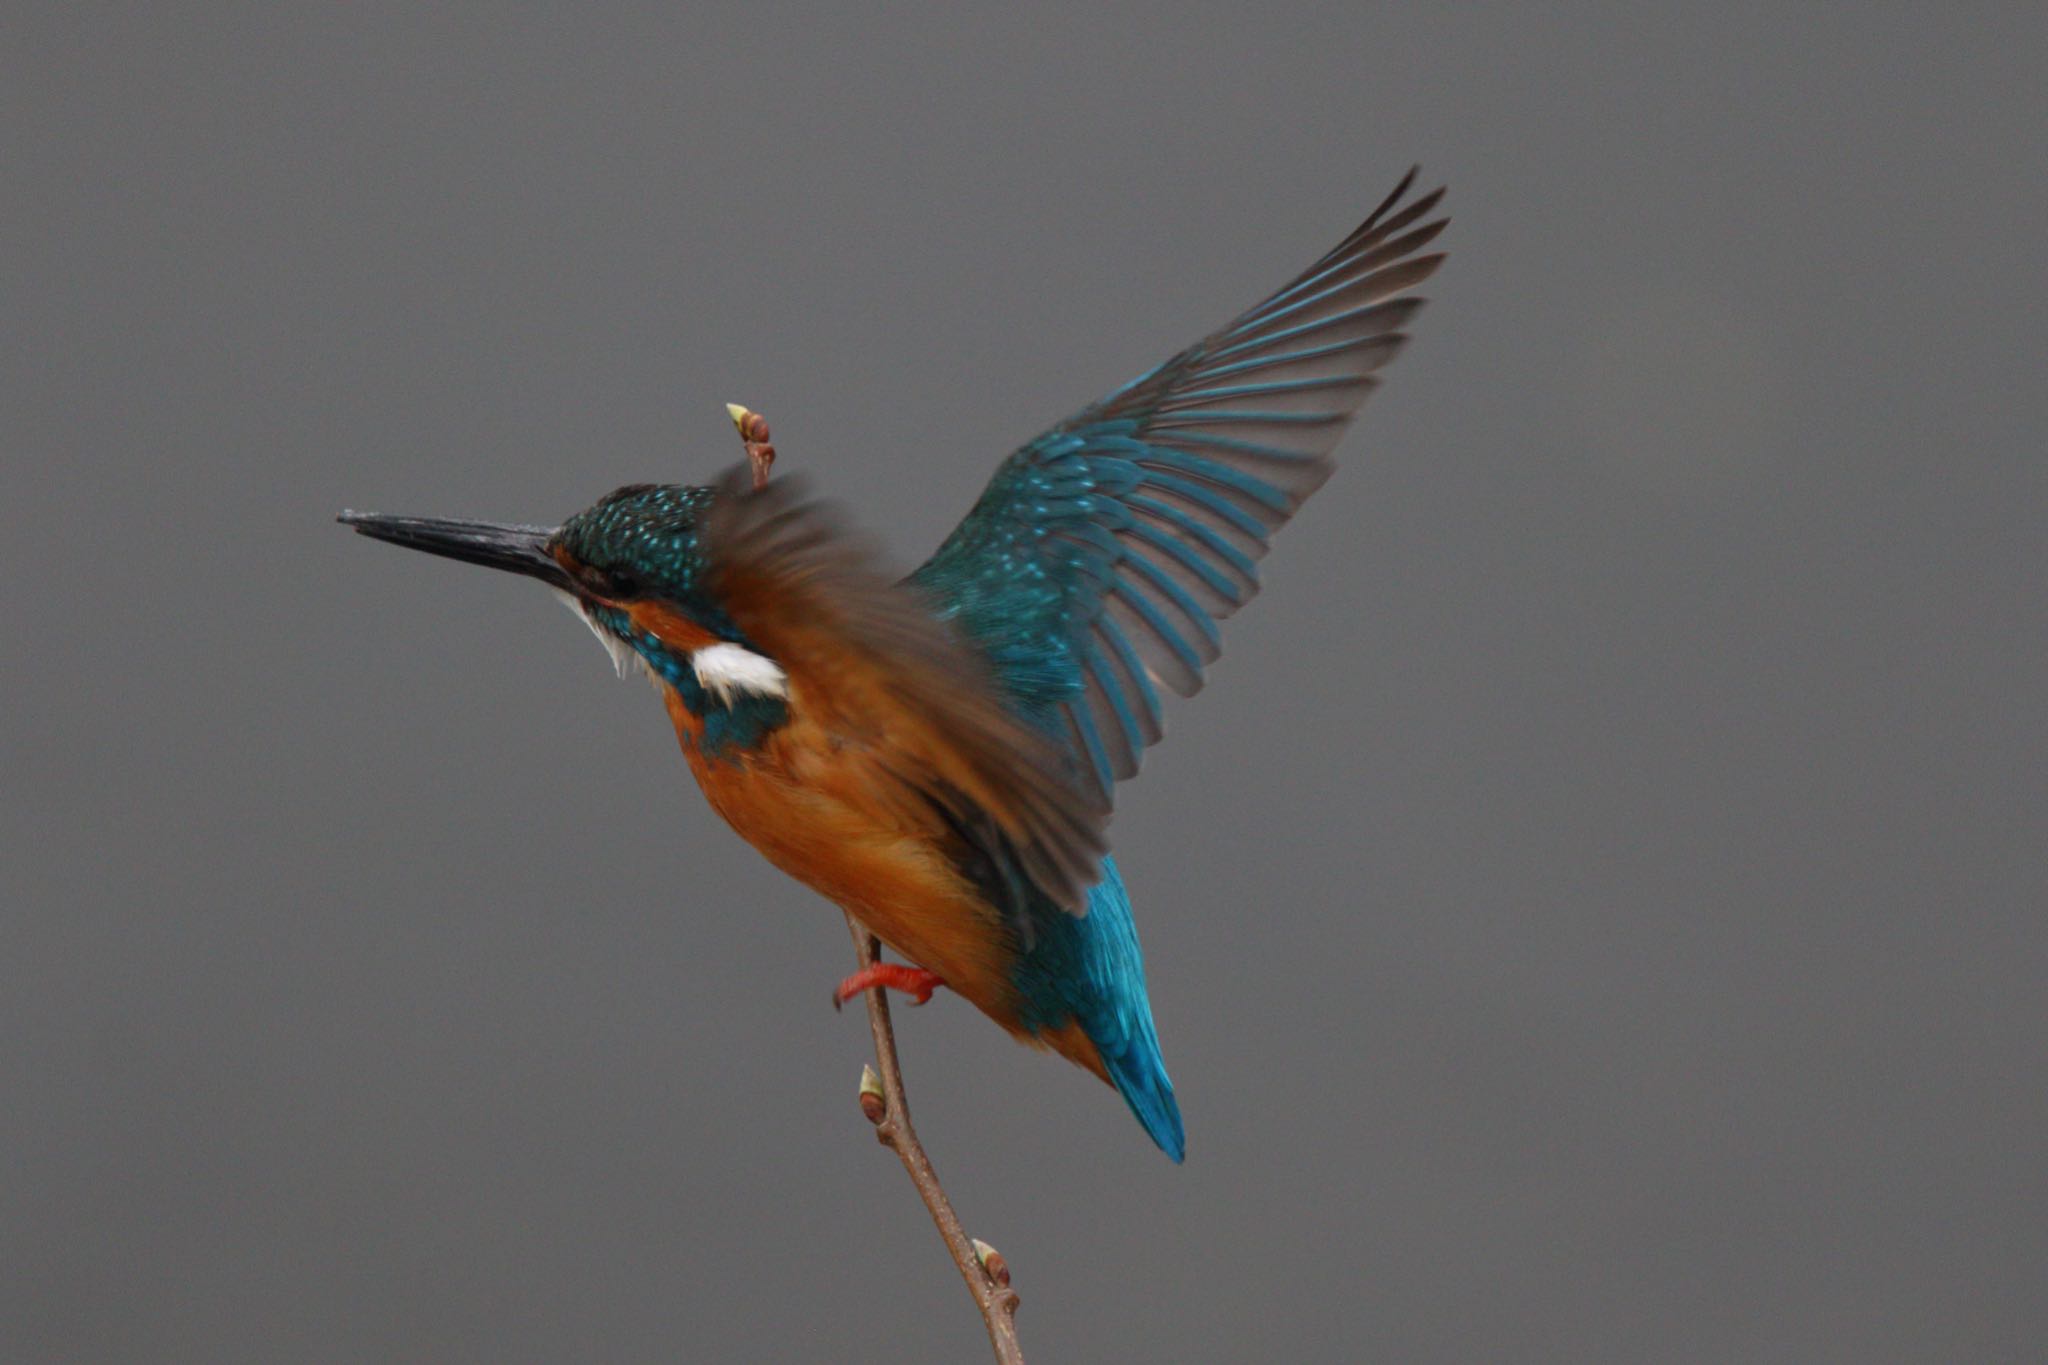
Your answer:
(1011, 856), (1183, 1160)
(911, 170), (1448, 1158)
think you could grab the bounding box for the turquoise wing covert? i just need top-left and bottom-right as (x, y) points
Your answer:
(911, 169), (1447, 799)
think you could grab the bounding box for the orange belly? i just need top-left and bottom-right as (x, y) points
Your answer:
(662, 686), (1026, 1021)
(657, 684), (1109, 1084)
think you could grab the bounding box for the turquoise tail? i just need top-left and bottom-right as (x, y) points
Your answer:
(1099, 1011), (1186, 1163)
(1014, 856), (1185, 1161)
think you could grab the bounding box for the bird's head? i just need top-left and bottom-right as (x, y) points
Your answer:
(339, 477), (791, 716)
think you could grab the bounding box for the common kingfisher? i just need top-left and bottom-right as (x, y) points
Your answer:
(341, 170), (1447, 1161)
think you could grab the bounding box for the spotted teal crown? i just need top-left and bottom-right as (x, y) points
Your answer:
(554, 482), (721, 602)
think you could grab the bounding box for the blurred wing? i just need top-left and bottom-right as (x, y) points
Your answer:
(911, 169), (1447, 799)
(704, 467), (1109, 914)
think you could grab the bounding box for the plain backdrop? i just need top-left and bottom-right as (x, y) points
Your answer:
(6, 6), (2044, 1361)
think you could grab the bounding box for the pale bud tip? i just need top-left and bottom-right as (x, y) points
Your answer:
(858, 1064), (886, 1124)
(725, 401), (750, 428)
(971, 1238), (1010, 1288)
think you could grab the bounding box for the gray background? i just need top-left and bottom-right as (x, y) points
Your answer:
(6, 5), (2044, 1361)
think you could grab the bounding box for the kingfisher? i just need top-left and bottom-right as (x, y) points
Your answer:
(341, 170), (1447, 1162)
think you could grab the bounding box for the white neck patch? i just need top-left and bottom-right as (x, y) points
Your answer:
(549, 589), (786, 704)
(690, 641), (789, 704)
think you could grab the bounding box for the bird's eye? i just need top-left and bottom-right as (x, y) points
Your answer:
(601, 568), (641, 598)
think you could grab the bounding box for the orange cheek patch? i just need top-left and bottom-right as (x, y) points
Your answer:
(546, 548), (719, 652)
(626, 600), (723, 654)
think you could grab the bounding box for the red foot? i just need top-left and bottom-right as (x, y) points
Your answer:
(834, 963), (946, 1010)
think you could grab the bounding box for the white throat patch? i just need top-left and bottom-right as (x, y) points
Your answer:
(550, 588), (650, 681)
(690, 641), (789, 704)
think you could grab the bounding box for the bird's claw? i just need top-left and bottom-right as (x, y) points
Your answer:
(833, 963), (946, 1011)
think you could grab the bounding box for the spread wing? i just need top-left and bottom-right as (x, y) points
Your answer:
(703, 467), (1109, 913)
(910, 169), (1447, 799)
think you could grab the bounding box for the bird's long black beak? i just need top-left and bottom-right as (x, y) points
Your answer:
(337, 511), (573, 591)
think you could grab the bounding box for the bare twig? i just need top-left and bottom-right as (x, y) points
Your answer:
(844, 913), (1025, 1363)
(741, 410), (1020, 1357)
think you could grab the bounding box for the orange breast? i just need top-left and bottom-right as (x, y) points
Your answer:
(659, 684), (1028, 1027)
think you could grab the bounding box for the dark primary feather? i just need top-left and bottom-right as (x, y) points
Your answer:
(911, 169), (1447, 799)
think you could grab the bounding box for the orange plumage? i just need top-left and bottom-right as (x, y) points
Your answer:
(658, 678), (1110, 1082)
